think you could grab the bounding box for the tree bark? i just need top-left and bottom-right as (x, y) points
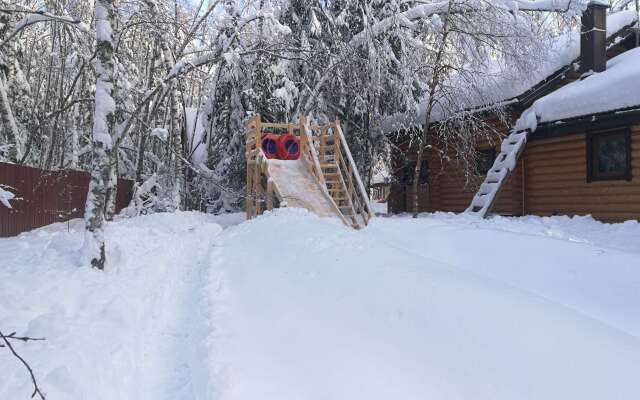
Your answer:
(169, 88), (184, 210)
(83, 0), (117, 270)
(0, 71), (21, 161)
(0, 0), (22, 162)
(105, 150), (118, 221)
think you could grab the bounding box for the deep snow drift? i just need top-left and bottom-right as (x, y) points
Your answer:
(1, 209), (639, 399)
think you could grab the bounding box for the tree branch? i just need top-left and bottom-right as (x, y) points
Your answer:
(0, 329), (46, 400)
(0, 8), (88, 48)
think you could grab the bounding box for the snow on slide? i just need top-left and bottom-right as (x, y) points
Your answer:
(266, 159), (340, 219)
(209, 209), (640, 400)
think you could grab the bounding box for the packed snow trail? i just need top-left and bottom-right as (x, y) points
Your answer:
(0, 212), (241, 400)
(207, 209), (640, 400)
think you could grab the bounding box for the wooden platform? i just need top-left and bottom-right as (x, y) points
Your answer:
(245, 116), (372, 229)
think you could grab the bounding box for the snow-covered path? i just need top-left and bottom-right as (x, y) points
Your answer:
(0, 213), (237, 400)
(135, 221), (214, 400)
(2, 209), (640, 399)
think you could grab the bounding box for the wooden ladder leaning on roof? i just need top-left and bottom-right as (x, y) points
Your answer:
(466, 128), (529, 218)
(245, 115), (373, 229)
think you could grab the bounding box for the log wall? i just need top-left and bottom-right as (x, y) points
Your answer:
(422, 145), (522, 215)
(389, 123), (640, 222)
(522, 125), (640, 222)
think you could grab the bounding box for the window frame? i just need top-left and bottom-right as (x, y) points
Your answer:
(586, 128), (632, 183)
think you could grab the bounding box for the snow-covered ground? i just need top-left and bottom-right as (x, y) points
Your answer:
(370, 201), (388, 215)
(1, 209), (639, 399)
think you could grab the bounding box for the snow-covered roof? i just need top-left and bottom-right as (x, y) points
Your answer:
(370, 161), (391, 185)
(371, 171), (390, 185)
(382, 10), (638, 133)
(516, 46), (640, 131)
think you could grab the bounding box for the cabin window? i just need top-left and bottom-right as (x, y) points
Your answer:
(476, 148), (497, 176)
(586, 129), (632, 182)
(402, 160), (429, 184)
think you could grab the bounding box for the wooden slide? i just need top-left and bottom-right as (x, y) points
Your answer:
(245, 116), (373, 229)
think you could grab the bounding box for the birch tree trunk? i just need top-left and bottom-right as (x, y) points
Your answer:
(0, 71), (21, 162)
(0, 4), (22, 162)
(169, 88), (184, 210)
(83, 0), (117, 270)
(68, 102), (80, 168)
(105, 150), (118, 220)
(162, 29), (184, 211)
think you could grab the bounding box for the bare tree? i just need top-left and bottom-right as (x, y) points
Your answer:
(0, 329), (46, 400)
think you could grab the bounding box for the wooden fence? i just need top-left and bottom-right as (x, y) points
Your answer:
(0, 162), (133, 237)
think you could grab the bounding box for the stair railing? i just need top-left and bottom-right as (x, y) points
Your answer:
(245, 115), (373, 228)
(333, 121), (373, 226)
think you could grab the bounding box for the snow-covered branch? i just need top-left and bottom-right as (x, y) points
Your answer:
(0, 8), (89, 48)
(349, 0), (586, 48)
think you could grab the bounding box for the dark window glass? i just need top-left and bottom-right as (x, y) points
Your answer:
(402, 160), (429, 184)
(476, 149), (496, 176)
(587, 130), (631, 182)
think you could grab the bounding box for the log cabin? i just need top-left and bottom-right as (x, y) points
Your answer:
(386, 3), (640, 222)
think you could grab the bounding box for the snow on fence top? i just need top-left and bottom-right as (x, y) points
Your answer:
(516, 46), (640, 131)
(382, 10), (638, 133)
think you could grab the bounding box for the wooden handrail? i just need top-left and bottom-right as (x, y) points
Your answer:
(334, 121), (373, 222)
(245, 115), (372, 228)
(300, 118), (326, 187)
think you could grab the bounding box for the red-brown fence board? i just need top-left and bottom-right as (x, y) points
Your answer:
(0, 162), (133, 237)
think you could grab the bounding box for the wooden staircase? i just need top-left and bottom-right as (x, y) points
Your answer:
(466, 128), (529, 218)
(245, 116), (373, 229)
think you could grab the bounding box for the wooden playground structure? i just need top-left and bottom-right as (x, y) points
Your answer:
(245, 115), (373, 229)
